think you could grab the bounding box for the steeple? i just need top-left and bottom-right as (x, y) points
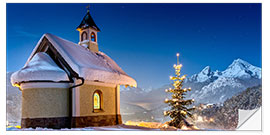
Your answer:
(77, 6), (100, 53)
(76, 11), (100, 32)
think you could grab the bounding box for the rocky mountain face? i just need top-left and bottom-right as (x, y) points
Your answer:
(186, 58), (261, 104)
(187, 59), (261, 83)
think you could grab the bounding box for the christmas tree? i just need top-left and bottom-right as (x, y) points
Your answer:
(164, 53), (195, 129)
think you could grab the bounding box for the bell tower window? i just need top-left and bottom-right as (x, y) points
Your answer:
(91, 32), (96, 42)
(81, 31), (88, 41)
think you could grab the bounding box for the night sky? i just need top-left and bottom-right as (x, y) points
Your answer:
(6, 3), (261, 88)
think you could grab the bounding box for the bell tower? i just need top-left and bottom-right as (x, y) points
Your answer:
(76, 7), (100, 53)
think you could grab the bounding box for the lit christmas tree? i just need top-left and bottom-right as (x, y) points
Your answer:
(164, 53), (195, 129)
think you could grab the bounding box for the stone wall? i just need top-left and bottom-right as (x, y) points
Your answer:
(72, 115), (122, 128)
(21, 117), (70, 129)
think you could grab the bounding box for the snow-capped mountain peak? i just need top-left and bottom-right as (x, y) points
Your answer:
(199, 66), (211, 76)
(188, 58), (261, 83)
(228, 58), (251, 69)
(222, 58), (261, 79)
(187, 58), (261, 103)
(188, 66), (217, 83)
(213, 70), (222, 76)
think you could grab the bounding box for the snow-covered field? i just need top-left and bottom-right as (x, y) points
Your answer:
(6, 124), (167, 131)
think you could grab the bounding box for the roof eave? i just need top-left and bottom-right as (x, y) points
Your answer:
(76, 26), (101, 32)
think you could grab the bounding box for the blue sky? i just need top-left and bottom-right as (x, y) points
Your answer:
(6, 3), (261, 88)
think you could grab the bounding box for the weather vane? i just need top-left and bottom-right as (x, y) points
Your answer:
(86, 4), (90, 12)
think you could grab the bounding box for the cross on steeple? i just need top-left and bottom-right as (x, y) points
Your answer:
(86, 4), (90, 12)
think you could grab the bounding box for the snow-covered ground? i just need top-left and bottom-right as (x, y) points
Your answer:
(6, 124), (166, 131)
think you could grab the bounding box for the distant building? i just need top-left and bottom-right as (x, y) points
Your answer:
(11, 9), (136, 129)
(206, 103), (214, 108)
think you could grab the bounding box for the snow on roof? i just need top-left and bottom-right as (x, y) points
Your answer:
(18, 33), (136, 87)
(11, 52), (69, 85)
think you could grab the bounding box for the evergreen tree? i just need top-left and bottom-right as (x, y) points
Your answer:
(164, 53), (195, 129)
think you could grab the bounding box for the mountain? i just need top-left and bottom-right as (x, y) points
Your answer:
(6, 72), (22, 126)
(187, 59), (261, 83)
(190, 77), (246, 103)
(187, 66), (219, 83)
(187, 58), (261, 103)
(222, 59), (261, 79)
(121, 58), (261, 110)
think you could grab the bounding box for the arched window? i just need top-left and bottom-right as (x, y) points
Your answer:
(93, 90), (101, 110)
(91, 32), (96, 42)
(81, 31), (88, 41)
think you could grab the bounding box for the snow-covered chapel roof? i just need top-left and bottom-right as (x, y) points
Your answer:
(11, 33), (137, 87)
(11, 52), (70, 84)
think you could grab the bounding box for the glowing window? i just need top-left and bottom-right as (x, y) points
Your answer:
(93, 92), (100, 110)
(91, 32), (96, 42)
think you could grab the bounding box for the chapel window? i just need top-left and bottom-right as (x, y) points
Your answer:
(93, 91), (101, 110)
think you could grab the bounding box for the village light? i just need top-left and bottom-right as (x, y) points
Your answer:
(209, 118), (214, 122)
(163, 124), (169, 128)
(181, 125), (189, 130)
(197, 116), (203, 122)
(163, 111), (167, 116)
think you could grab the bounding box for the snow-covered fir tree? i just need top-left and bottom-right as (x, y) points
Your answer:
(164, 53), (195, 129)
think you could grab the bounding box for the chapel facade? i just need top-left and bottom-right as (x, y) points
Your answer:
(11, 9), (136, 129)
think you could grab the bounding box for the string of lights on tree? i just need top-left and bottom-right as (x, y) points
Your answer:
(164, 53), (196, 129)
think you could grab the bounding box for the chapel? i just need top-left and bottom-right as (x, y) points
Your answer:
(11, 9), (136, 129)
